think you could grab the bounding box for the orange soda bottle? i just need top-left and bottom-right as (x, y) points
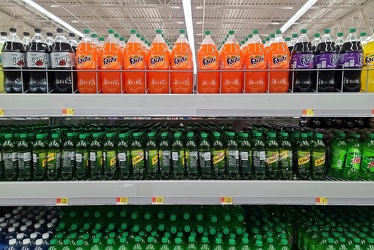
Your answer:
(100, 29), (123, 93)
(76, 29), (98, 93)
(123, 30), (146, 94)
(147, 29), (170, 94)
(171, 29), (193, 94)
(197, 30), (220, 93)
(268, 30), (290, 92)
(220, 30), (243, 93)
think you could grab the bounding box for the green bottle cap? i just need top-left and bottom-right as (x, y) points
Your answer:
(276, 29), (282, 34)
(63, 239), (70, 245)
(5, 134), (13, 139)
(324, 29), (331, 34)
(179, 29), (186, 34)
(229, 239), (235, 245)
(223, 227), (230, 235)
(119, 37), (125, 41)
(50, 239), (57, 245)
(301, 133), (308, 138)
(337, 32), (344, 37)
(285, 37), (291, 41)
(205, 30), (211, 35)
(93, 238), (100, 244)
(315, 133), (323, 139)
(147, 132), (156, 137)
(253, 29), (259, 35)
(175, 238), (182, 244)
(147, 236), (154, 243)
(267, 237), (274, 243)
(349, 28), (356, 33)
(292, 33), (298, 38)
(201, 133), (208, 138)
(161, 237), (168, 244)
(79, 134), (86, 139)
(368, 238), (374, 244)
(254, 132), (262, 137)
(83, 29), (90, 34)
(268, 132), (276, 138)
(174, 132), (181, 138)
(91, 33), (97, 38)
(19, 133), (27, 139)
(120, 238), (126, 244)
(314, 33), (320, 38)
(187, 132), (194, 138)
(144, 212), (151, 220)
(76, 239), (84, 246)
(301, 29), (307, 34)
(256, 240), (263, 247)
(210, 227), (216, 235)
(215, 238), (222, 244)
(130, 29), (136, 34)
(211, 215), (218, 223)
(270, 34), (275, 38)
(281, 239), (288, 245)
(108, 29), (115, 34)
(156, 29), (162, 34)
(228, 30), (235, 35)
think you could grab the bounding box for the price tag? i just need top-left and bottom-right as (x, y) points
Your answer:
(152, 197), (164, 204)
(302, 109), (314, 117)
(56, 198), (69, 205)
(221, 197), (233, 205)
(316, 197), (328, 205)
(0, 110), (4, 117)
(62, 108), (74, 116)
(116, 197), (128, 205)
(372, 110), (374, 117)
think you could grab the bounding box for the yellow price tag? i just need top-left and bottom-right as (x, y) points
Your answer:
(56, 198), (69, 205)
(0, 110), (4, 117)
(62, 108), (75, 116)
(316, 197), (328, 205)
(116, 197), (128, 205)
(221, 197), (233, 205)
(152, 197), (164, 204)
(372, 110), (374, 117)
(302, 109), (314, 117)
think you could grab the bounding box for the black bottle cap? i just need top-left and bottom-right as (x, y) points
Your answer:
(69, 33), (75, 37)
(56, 28), (63, 33)
(23, 32), (30, 36)
(46, 32), (53, 37)
(1, 32), (7, 36)
(34, 28), (41, 33)
(9, 28), (16, 33)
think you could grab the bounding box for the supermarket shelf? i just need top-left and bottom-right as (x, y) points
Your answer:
(0, 93), (373, 118)
(0, 180), (373, 206)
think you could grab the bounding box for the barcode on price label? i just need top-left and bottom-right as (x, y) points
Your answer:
(116, 197), (128, 205)
(152, 197), (164, 204)
(56, 198), (69, 205)
(221, 197), (233, 204)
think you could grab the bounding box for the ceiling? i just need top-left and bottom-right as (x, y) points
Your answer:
(1, 0), (373, 48)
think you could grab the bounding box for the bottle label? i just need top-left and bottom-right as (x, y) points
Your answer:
(291, 53), (314, 69)
(3, 152), (17, 170)
(361, 151), (374, 172)
(77, 54), (94, 67)
(186, 150), (198, 173)
(26, 52), (51, 68)
(364, 53), (374, 66)
(253, 150), (266, 173)
(265, 151), (279, 164)
(90, 151), (103, 174)
(271, 54), (288, 68)
(128, 54), (144, 68)
(62, 151), (75, 173)
(102, 54), (119, 68)
(314, 53), (337, 69)
(338, 52), (362, 68)
(50, 52), (75, 68)
(75, 152), (88, 174)
(47, 152), (61, 172)
(227, 150), (239, 173)
(312, 151), (325, 170)
(118, 151), (131, 174)
(18, 152), (31, 170)
(146, 150), (159, 173)
(172, 151), (184, 174)
(131, 150), (144, 173)
(297, 150), (311, 173)
(201, 56), (217, 69)
(159, 150), (171, 173)
(240, 151), (251, 173)
(199, 151), (211, 173)
(212, 150), (225, 173)
(104, 151), (117, 173)
(2, 52), (26, 68)
(173, 54), (189, 67)
(149, 55), (165, 67)
(33, 152), (47, 174)
(224, 55), (241, 68)
(247, 54), (265, 68)
(331, 149), (346, 170)
(345, 148), (361, 170)
(279, 150), (293, 170)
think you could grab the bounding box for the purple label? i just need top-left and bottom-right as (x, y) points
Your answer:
(291, 53), (314, 69)
(338, 52), (362, 68)
(315, 53), (337, 69)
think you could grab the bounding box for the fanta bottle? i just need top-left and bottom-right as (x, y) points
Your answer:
(245, 30), (267, 93)
(147, 29), (170, 94)
(268, 30), (290, 92)
(221, 30), (243, 93)
(123, 29), (146, 94)
(91, 33), (101, 90)
(100, 29), (123, 93)
(171, 29), (193, 94)
(197, 30), (219, 93)
(76, 29), (98, 93)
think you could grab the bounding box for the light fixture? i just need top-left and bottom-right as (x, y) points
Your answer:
(23, 0), (84, 37)
(280, 0), (318, 33)
(182, 0), (197, 74)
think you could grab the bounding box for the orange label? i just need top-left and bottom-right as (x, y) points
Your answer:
(173, 55), (189, 67)
(201, 56), (217, 69)
(225, 55), (241, 68)
(248, 54), (265, 68)
(271, 54), (288, 67)
(150, 55), (165, 67)
(77, 54), (93, 67)
(102, 55), (119, 68)
(128, 54), (144, 68)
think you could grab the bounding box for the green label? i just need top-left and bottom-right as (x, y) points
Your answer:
(199, 151), (211, 173)
(345, 148), (362, 171)
(361, 151), (374, 172)
(212, 150), (225, 173)
(146, 150), (159, 173)
(297, 150), (311, 173)
(331, 149), (347, 170)
(265, 150), (279, 170)
(186, 150), (198, 173)
(76, 152), (88, 175)
(240, 151), (251, 173)
(118, 151), (131, 174)
(33, 152), (47, 174)
(18, 152), (31, 173)
(159, 150), (171, 173)
(104, 151), (117, 173)
(90, 151), (103, 174)
(279, 150), (292, 170)
(227, 150), (239, 173)
(172, 150), (184, 174)
(253, 150), (266, 174)
(61, 151), (75, 173)
(131, 150), (144, 173)
(312, 151), (326, 172)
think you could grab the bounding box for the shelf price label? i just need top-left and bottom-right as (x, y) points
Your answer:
(302, 109), (314, 117)
(62, 108), (74, 116)
(56, 198), (69, 205)
(152, 197), (164, 205)
(221, 197), (233, 205)
(372, 110), (374, 117)
(116, 197), (128, 205)
(316, 197), (328, 205)
(0, 110), (4, 117)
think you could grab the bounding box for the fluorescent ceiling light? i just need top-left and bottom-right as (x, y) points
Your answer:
(280, 0), (318, 33)
(182, 0), (197, 74)
(23, 0), (84, 37)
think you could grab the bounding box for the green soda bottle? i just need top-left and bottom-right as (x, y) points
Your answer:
(343, 133), (362, 180)
(49, 239), (58, 250)
(226, 132), (240, 180)
(211, 132), (226, 180)
(90, 237), (102, 250)
(61, 239), (71, 250)
(172, 132), (185, 180)
(297, 133), (311, 180)
(2, 134), (18, 181)
(103, 133), (117, 180)
(278, 132), (293, 180)
(239, 133), (252, 180)
(280, 239), (291, 250)
(17, 133), (32, 181)
(252, 132), (266, 180)
(337, 237), (348, 250)
(61, 133), (76, 180)
(351, 237), (362, 250)
(199, 237), (210, 250)
(131, 132), (146, 180)
(117, 133), (132, 180)
(146, 132), (159, 180)
(312, 133), (326, 180)
(212, 238), (224, 250)
(360, 133), (374, 180)
(265, 237), (276, 250)
(185, 236), (198, 250)
(33, 134), (47, 181)
(47, 133), (61, 181)
(185, 132), (198, 180)
(199, 132), (212, 180)
(76, 239), (85, 250)
(329, 133), (347, 178)
(367, 238), (374, 250)
(75, 134), (89, 180)
(240, 238), (250, 250)
(118, 238), (130, 250)
(159, 237), (171, 250)
(159, 132), (171, 180)
(265, 132), (279, 179)
(145, 236), (156, 250)
(90, 133), (103, 180)
(255, 240), (264, 250)
(173, 238), (183, 250)
(104, 238), (115, 250)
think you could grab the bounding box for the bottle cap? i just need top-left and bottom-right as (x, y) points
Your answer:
(256, 240), (263, 247)
(1, 32), (7, 36)
(205, 30), (211, 35)
(108, 29), (115, 34)
(292, 33), (298, 38)
(114, 34), (119, 38)
(324, 29), (331, 34)
(83, 29), (90, 34)
(285, 37), (291, 41)
(119, 37), (125, 41)
(276, 29), (282, 34)
(349, 28), (356, 33)
(156, 29), (162, 34)
(270, 34), (275, 38)
(56, 28), (63, 33)
(337, 32), (344, 37)
(315, 133), (323, 139)
(314, 33), (320, 38)
(9, 28), (17, 33)
(23, 32), (30, 36)
(179, 29), (186, 34)
(301, 29), (307, 34)
(130, 29), (136, 34)
(228, 30), (235, 35)
(201, 133), (208, 138)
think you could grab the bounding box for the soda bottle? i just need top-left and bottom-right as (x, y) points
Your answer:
(159, 132), (171, 180)
(2, 134), (17, 181)
(197, 30), (219, 93)
(297, 133), (311, 180)
(76, 29), (99, 93)
(314, 29), (337, 92)
(172, 132), (185, 180)
(226, 132), (240, 180)
(171, 29), (193, 94)
(32, 134), (46, 181)
(147, 29), (170, 94)
(362, 33), (374, 92)
(343, 133), (362, 180)
(245, 29), (267, 93)
(68, 33), (78, 53)
(17, 133), (32, 181)
(103, 133), (117, 180)
(75, 134), (89, 180)
(311, 33), (321, 52)
(360, 133), (374, 180)
(311, 133), (326, 180)
(47, 133), (61, 181)
(131, 132), (145, 180)
(146, 132), (159, 180)
(211, 132), (225, 179)
(50, 28), (76, 93)
(27, 28), (51, 93)
(291, 29), (314, 92)
(45, 32), (54, 48)
(0, 32), (7, 92)
(117, 133), (132, 180)
(288, 33), (298, 54)
(123, 30), (146, 94)
(89, 133), (103, 180)
(252, 132), (266, 180)
(265, 132), (279, 179)
(61, 133), (75, 181)
(199, 132), (212, 179)
(337, 28), (362, 92)
(238, 133), (252, 179)
(329, 133), (347, 178)
(2, 28), (26, 93)
(278, 132), (293, 180)
(268, 30), (290, 92)
(221, 30), (243, 93)
(100, 29), (123, 93)
(185, 132), (198, 180)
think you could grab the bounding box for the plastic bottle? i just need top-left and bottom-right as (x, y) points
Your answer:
(171, 29), (193, 94)
(329, 133), (347, 178)
(0, 32), (7, 92)
(131, 132), (145, 180)
(245, 29), (267, 93)
(185, 132), (198, 180)
(288, 33), (298, 53)
(172, 132), (185, 180)
(360, 133), (374, 180)
(117, 133), (132, 180)
(61, 133), (75, 181)
(147, 29), (170, 94)
(17, 133), (32, 181)
(278, 132), (293, 180)
(252, 132), (266, 180)
(45, 32), (54, 49)
(211, 132), (226, 179)
(343, 133), (362, 180)
(146, 132), (159, 180)
(199, 133), (212, 180)
(311, 133), (326, 180)
(159, 132), (171, 180)
(239, 133), (252, 180)
(221, 30), (243, 93)
(197, 30), (220, 93)
(297, 133), (311, 180)
(2, 28), (26, 93)
(89, 133), (103, 180)
(47, 133), (61, 181)
(68, 33), (78, 53)
(362, 33), (374, 92)
(103, 133), (117, 180)
(226, 132), (240, 180)
(32, 134), (46, 181)
(75, 134), (89, 180)
(291, 29), (314, 92)
(265, 132), (279, 179)
(337, 28), (362, 92)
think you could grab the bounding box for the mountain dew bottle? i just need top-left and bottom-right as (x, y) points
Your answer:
(280, 239), (291, 250)
(117, 133), (132, 180)
(185, 132), (198, 180)
(343, 133), (362, 180)
(90, 133), (103, 180)
(212, 132), (226, 179)
(61, 133), (75, 180)
(17, 133), (32, 181)
(76, 134), (89, 180)
(278, 132), (293, 180)
(360, 133), (374, 180)
(146, 132), (159, 180)
(329, 133), (347, 178)
(212, 238), (224, 250)
(131, 133), (145, 180)
(199, 237), (210, 250)
(186, 236), (198, 250)
(145, 236), (157, 250)
(172, 132), (185, 180)
(297, 133), (311, 180)
(199, 132), (212, 179)
(252, 133), (266, 180)
(265, 132), (279, 179)
(159, 237), (171, 250)
(33, 134), (47, 181)
(226, 132), (240, 180)
(47, 133), (61, 181)
(159, 132), (171, 180)
(2, 133), (17, 181)
(173, 238), (183, 250)
(239, 133), (252, 180)
(103, 133), (117, 180)
(312, 133), (326, 180)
